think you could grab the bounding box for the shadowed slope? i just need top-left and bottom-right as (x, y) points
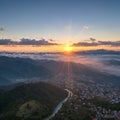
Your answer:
(0, 82), (67, 119)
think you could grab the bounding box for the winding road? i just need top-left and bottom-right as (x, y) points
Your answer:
(44, 89), (73, 120)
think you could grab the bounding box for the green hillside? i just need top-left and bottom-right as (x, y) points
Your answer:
(0, 82), (67, 120)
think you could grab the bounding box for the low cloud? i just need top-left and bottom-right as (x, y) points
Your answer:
(19, 38), (58, 45)
(48, 39), (56, 42)
(98, 40), (120, 46)
(0, 38), (120, 47)
(72, 38), (120, 47)
(0, 39), (14, 45)
(73, 42), (98, 46)
(0, 38), (58, 45)
(90, 37), (96, 42)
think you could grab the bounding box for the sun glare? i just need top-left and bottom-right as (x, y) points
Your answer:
(63, 44), (73, 53)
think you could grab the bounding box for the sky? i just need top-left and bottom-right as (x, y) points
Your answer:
(0, 0), (120, 52)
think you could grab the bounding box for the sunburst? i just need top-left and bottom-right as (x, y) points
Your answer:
(63, 44), (73, 53)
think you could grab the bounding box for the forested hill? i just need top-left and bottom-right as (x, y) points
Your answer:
(0, 82), (67, 120)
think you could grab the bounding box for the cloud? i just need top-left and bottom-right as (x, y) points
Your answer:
(48, 39), (56, 42)
(98, 40), (120, 46)
(0, 27), (5, 32)
(72, 42), (98, 46)
(90, 37), (96, 42)
(83, 25), (89, 30)
(72, 38), (120, 47)
(0, 38), (58, 45)
(0, 39), (15, 45)
(72, 37), (97, 46)
(19, 38), (58, 45)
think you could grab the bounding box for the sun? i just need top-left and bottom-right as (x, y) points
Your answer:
(63, 44), (73, 53)
(64, 44), (72, 52)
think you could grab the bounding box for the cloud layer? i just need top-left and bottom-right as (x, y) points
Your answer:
(0, 38), (58, 45)
(0, 38), (120, 47)
(72, 38), (120, 47)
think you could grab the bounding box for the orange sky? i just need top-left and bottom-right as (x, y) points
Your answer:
(0, 45), (119, 53)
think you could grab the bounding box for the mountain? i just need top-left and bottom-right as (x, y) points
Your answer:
(0, 76), (11, 85)
(103, 59), (120, 66)
(0, 56), (52, 85)
(38, 60), (120, 86)
(0, 56), (120, 87)
(0, 82), (67, 120)
(76, 49), (120, 55)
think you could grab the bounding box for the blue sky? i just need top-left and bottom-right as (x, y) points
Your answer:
(0, 0), (120, 43)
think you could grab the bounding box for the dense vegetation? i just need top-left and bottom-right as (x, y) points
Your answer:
(0, 82), (67, 120)
(52, 96), (120, 120)
(52, 99), (95, 120)
(90, 97), (120, 111)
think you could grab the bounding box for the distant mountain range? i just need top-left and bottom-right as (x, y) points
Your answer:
(0, 49), (120, 56)
(0, 82), (67, 120)
(103, 59), (120, 66)
(0, 55), (120, 86)
(76, 49), (120, 55)
(0, 56), (52, 85)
